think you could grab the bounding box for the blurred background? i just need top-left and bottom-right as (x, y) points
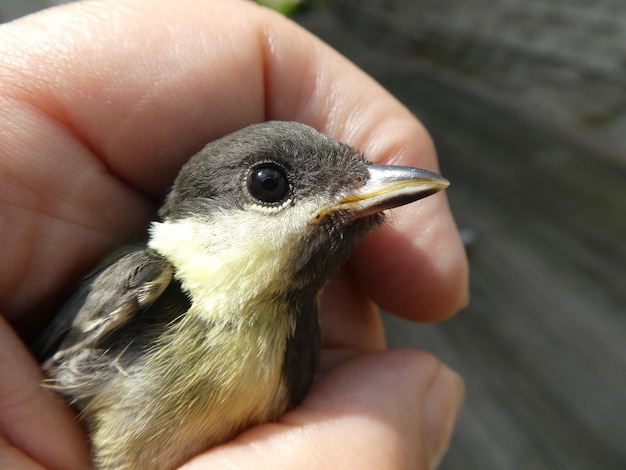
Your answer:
(2, 1), (625, 468)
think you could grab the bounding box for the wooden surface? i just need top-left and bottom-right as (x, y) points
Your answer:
(297, 10), (626, 470)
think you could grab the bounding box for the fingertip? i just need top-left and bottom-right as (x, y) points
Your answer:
(349, 196), (469, 322)
(288, 349), (463, 468)
(422, 365), (465, 469)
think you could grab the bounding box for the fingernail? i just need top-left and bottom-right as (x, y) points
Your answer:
(422, 365), (465, 469)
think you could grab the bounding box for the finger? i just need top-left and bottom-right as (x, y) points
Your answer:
(182, 350), (464, 469)
(212, 2), (469, 321)
(349, 209), (469, 322)
(0, 97), (156, 321)
(0, 437), (47, 470)
(0, 0), (467, 322)
(0, 316), (90, 470)
(318, 267), (385, 352)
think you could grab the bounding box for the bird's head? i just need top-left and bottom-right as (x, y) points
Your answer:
(150, 121), (448, 301)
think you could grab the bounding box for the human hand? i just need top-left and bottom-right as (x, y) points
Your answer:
(0, 1), (468, 469)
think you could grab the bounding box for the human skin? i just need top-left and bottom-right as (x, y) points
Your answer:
(0, 1), (468, 469)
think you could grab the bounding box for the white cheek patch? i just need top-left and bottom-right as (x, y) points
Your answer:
(147, 201), (321, 320)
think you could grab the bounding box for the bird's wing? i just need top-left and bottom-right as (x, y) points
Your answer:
(37, 249), (174, 364)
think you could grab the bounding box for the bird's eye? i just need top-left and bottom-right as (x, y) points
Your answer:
(247, 164), (290, 204)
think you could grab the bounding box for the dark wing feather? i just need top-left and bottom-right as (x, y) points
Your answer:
(35, 248), (173, 364)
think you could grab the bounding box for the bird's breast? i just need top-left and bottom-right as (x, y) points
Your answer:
(91, 304), (294, 470)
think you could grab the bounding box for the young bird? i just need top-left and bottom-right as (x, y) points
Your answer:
(37, 121), (449, 470)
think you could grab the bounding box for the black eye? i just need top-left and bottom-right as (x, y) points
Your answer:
(247, 164), (290, 204)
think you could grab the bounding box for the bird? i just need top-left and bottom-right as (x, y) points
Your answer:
(36, 121), (449, 470)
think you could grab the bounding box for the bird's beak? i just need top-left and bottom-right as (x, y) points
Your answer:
(314, 164), (449, 222)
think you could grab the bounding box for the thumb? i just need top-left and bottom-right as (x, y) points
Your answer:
(185, 349), (464, 469)
(302, 349), (465, 469)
